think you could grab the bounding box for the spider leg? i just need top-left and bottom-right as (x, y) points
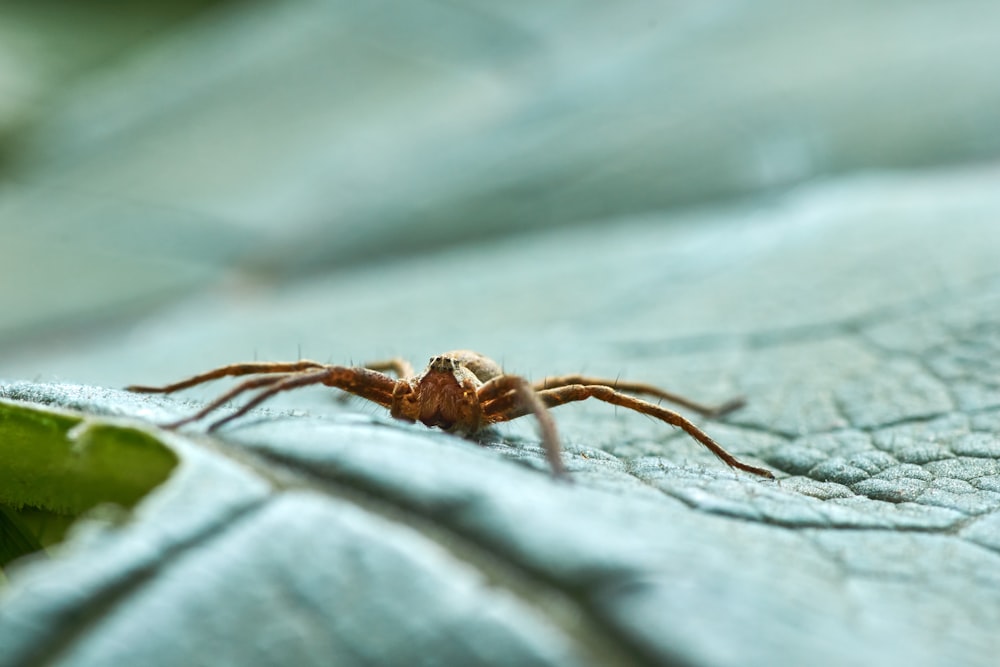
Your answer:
(478, 385), (522, 415)
(478, 375), (565, 477)
(206, 366), (397, 432)
(500, 385), (772, 479)
(334, 358), (414, 404)
(126, 360), (327, 394)
(362, 358), (415, 379)
(532, 375), (745, 417)
(162, 373), (296, 429)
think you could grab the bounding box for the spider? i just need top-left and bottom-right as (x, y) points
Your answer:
(127, 349), (774, 479)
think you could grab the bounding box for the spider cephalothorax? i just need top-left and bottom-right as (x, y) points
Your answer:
(128, 349), (773, 479)
(394, 354), (490, 431)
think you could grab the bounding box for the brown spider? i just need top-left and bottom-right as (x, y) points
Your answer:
(127, 349), (773, 479)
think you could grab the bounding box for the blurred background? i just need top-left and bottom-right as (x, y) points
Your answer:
(1, 0), (999, 387)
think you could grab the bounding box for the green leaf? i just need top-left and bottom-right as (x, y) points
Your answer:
(0, 506), (44, 568)
(0, 399), (177, 565)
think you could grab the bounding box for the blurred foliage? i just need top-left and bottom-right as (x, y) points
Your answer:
(2, 0), (1000, 361)
(0, 0), (236, 159)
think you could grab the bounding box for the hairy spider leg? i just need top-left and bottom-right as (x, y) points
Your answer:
(363, 358), (416, 379)
(497, 384), (773, 478)
(126, 360), (327, 394)
(206, 367), (397, 432)
(163, 373), (299, 428)
(532, 375), (745, 417)
(330, 358), (415, 405)
(478, 375), (565, 477)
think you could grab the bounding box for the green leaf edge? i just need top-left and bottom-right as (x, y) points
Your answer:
(0, 398), (179, 567)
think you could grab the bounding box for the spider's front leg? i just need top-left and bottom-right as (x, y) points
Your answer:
(332, 358), (414, 405)
(361, 358), (416, 379)
(478, 375), (565, 477)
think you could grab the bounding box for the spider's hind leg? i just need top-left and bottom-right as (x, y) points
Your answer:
(162, 374), (295, 429)
(535, 384), (772, 478)
(532, 375), (745, 418)
(206, 366), (398, 432)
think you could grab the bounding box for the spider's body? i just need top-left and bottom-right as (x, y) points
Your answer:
(127, 349), (773, 479)
(399, 355), (486, 432)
